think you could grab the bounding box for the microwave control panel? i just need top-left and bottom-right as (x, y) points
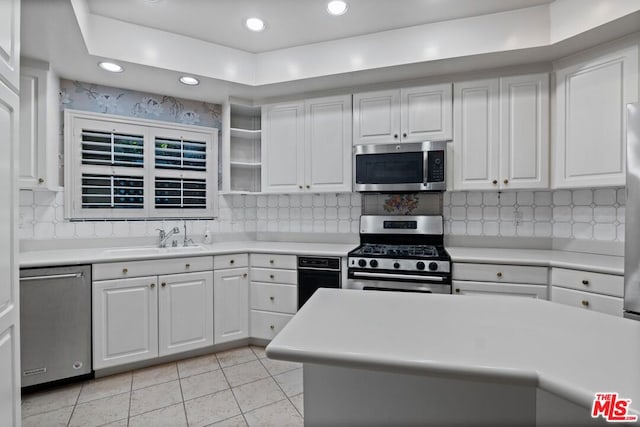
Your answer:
(426, 151), (445, 183)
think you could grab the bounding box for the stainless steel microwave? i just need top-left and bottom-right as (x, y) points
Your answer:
(353, 141), (448, 192)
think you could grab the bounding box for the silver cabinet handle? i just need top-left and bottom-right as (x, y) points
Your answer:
(21, 272), (83, 281)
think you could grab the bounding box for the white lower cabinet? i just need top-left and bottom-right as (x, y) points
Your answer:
(551, 287), (623, 317)
(158, 272), (214, 356)
(452, 263), (549, 299)
(93, 257), (215, 369)
(249, 253), (297, 340)
(213, 266), (249, 344)
(550, 267), (623, 316)
(250, 310), (294, 341)
(93, 276), (159, 370)
(453, 280), (548, 299)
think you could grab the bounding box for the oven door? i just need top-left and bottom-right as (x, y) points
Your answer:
(353, 141), (446, 192)
(347, 278), (451, 294)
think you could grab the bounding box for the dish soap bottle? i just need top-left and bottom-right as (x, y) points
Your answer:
(203, 228), (212, 244)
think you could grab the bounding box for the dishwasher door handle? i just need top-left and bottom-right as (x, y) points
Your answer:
(21, 272), (84, 281)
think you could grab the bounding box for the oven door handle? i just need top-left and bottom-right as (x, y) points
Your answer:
(352, 272), (444, 281)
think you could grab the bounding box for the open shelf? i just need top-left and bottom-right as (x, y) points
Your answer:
(223, 101), (263, 193)
(230, 128), (262, 139)
(230, 161), (262, 167)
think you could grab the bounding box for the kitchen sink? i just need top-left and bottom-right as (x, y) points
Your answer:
(162, 245), (206, 253)
(103, 245), (205, 256)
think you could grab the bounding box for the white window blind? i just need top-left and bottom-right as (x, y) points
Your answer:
(65, 111), (218, 220)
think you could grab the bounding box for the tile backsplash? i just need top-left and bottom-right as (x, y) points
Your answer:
(443, 188), (625, 241)
(20, 188), (625, 242)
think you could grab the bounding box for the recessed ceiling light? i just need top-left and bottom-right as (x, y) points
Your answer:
(327, 1), (348, 15)
(98, 61), (124, 73)
(245, 17), (265, 32)
(179, 76), (200, 86)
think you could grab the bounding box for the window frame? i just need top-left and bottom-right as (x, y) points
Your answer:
(64, 109), (218, 220)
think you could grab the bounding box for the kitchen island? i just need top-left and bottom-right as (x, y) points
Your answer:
(266, 289), (640, 426)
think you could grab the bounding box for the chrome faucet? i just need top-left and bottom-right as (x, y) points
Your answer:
(157, 227), (180, 248)
(183, 220), (194, 247)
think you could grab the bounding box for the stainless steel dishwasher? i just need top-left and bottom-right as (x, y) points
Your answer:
(20, 265), (92, 387)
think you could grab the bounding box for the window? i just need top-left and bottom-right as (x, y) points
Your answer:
(65, 110), (218, 219)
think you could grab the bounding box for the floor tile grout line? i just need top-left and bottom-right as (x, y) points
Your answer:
(175, 362), (189, 426)
(218, 360), (250, 426)
(127, 372), (133, 427)
(66, 382), (83, 427)
(258, 357), (304, 419)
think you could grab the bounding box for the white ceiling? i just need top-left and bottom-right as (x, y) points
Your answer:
(20, 0), (640, 103)
(86, 0), (553, 53)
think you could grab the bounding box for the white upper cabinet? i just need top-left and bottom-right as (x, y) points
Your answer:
(262, 95), (352, 193)
(19, 60), (61, 190)
(158, 271), (214, 357)
(400, 84), (453, 142)
(353, 89), (401, 144)
(353, 84), (452, 145)
(453, 79), (500, 190)
(304, 95), (352, 192)
(0, 0), (20, 92)
(499, 73), (549, 190)
(262, 102), (305, 193)
(453, 74), (549, 191)
(553, 43), (639, 188)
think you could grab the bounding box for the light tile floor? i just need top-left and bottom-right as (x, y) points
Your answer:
(21, 346), (304, 427)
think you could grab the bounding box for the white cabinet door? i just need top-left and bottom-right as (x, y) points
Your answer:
(453, 79), (500, 190)
(93, 277), (159, 369)
(453, 281), (548, 299)
(19, 63), (61, 190)
(553, 44), (638, 188)
(213, 268), (249, 344)
(353, 89), (401, 145)
(0, 0), (20, 91)
(304, 95), (352, 192)
(0, 78), (19, 426)
(499, 74), (549, 190)
(262, 102), (305, 193)
(400, 84), (452, 142)
(158, 271), (214, 356)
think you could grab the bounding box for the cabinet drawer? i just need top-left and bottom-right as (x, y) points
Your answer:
(453, 280), (548, 299)
(251, 268), (297, 285)
(551, 268), (623, 297)
(551, 286), (623, 317)
(250, 310), (293, 340)
(93, 256), (214, 281)
(251, 253), (297, 270)
(251, 282), (297, 314)
(452, 263), (548, 285)
(214, 253), (249, 270)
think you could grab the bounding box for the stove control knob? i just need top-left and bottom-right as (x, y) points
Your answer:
(416, 262), (425, 270)
(369, 260), (378, 268)
(393, 262), (401, 269)
(429, 262), (439, 271)
(358, 259), (367, 267)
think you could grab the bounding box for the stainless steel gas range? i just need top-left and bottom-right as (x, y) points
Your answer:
(347, 215), (451, 294)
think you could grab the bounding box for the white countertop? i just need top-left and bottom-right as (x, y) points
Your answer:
(267, 288), (640, 413)
(19, 241), (358, 268)
(447, 247), (625, 275)
(20, 240), (624, 275)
